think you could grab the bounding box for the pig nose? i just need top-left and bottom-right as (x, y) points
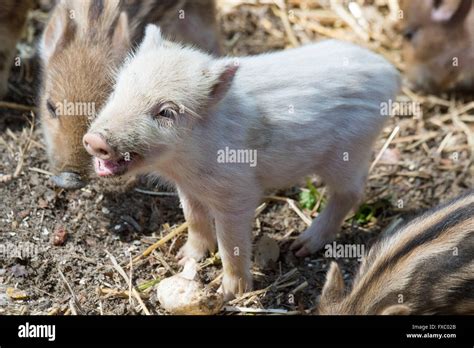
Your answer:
(83, 133), (114, 160)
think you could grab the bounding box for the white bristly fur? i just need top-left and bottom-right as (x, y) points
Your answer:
(88, 25), (401, 299)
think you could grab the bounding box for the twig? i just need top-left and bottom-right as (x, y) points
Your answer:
(105, 250), (151, 315)
(12, 112), (35, 178)
(255, 202), (268, 217)
(265, 196), (312, 226)
(369, 126), (400, 173)
(28, 167), (54, 176)
(291, 281), (308, 294)
(223, 306), (289, 314)
(273, 0), (299, 47)
(304, 21), (348, 41)
(128, 254), (133, 307)
(451, 109), (474, 163)
(330, 0), (370, 41)
(391, 132), (438, 144)
(436, 132), (453, 155)
(0, 101), (37, 112)
(387, 0), (401, 22)
(132, 222), (188, 263)
(457, 101), (474, 115)
(311, 187), (326, 215)
(69, 300), (78, 315)
(229, 268), (299, 305)
(134, 188), (178, 197)
(57, 267), (84, 315)
(98, 287), (150, 299)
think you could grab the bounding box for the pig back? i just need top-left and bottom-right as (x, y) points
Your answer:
(233, 40), (401, 118)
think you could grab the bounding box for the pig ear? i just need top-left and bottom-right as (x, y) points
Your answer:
(138, 24), (163, 53)
(431, 0), (471, 25)
(111, 12), (131, 59)
(207, 62), (239, 105)
(40, 3), (74, 62)
(380, 304), (411, 315)
(320, 262), (345, 304)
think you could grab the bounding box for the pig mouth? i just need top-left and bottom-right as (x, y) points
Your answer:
(93, 153), (141, 177)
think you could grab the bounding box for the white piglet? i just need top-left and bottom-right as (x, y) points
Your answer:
(83, 25), (400, 299)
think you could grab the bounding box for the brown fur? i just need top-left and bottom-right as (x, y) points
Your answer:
(40, 0), (124, 177)
(398, 0), (474, 92)
(0, 0), (33, 98)
(126, 0), (221, 54)
(40, 0), (220, 182)
(318, 190), (474, 315)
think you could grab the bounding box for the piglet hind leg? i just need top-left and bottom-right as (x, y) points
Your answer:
(177, 190), (216, 265)
(290, 176), (365, 258)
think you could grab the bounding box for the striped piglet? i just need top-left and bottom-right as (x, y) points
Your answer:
(318, 190), (474, 315)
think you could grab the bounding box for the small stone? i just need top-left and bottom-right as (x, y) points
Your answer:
(156, 276), (223, 315)
(52, 225), (68, 246)
(44, 189), (56, 202)
(156, 261), (223, 315)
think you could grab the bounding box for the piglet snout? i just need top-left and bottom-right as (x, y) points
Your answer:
(83, 133), (114, 160)
(51, 172), (86, 190)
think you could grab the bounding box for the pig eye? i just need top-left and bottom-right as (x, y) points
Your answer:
(155, 103), (178, 119)
(159, 108), (176, 118)
(46, 99), (57, 118)
(403, 27), (418, 41)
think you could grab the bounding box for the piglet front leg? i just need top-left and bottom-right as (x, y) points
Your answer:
(212, 201), (257, 300)
(177, 189), (216, 265)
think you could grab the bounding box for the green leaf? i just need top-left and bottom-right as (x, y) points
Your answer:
(299, 190), (316, 210)
(354, 204), (376, 224)
(299, 178), (324, 211)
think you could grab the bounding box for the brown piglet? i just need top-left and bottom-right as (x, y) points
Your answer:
(40, 0), (221, 189)
(0, 0), (33, 99)
(318, 190), (474, 315)
(398, 0), (474, 92)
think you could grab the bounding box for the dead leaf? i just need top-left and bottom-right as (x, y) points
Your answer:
(254, 235), (280, 269)
(379, 147), (400, 165)
(6, 287), (29, 301)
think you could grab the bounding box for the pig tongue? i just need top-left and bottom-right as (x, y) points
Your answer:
(94, 157), (124, 177)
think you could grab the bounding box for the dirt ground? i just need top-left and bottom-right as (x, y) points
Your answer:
(0, 0), (472, 315)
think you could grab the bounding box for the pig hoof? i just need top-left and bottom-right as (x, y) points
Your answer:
(177, 242), (209, 265)
(217, 285), (234, 302)
(220, 272), (253, 301)
(290, 230), (335, 257)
